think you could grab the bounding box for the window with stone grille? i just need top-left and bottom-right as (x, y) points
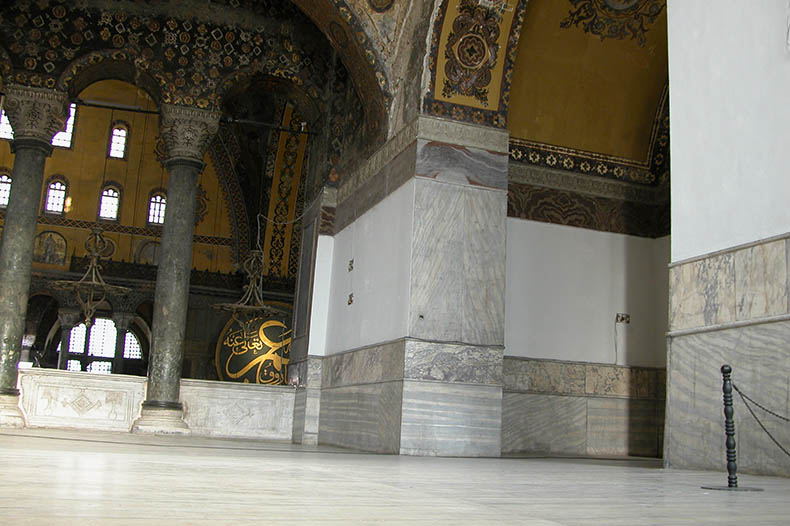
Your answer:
(57, 317), (144, 374)
(44, 178), (68, 214)
(98, 185), (121, 220)
(0, 173), (12, 207)
(1, 103), (77, 147)
(148, 192), (166, 225)
(108, 123), (128, 159)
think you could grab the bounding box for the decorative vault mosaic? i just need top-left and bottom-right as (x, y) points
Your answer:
(559, 0), (667, 47)
(423, 0), (527, 129)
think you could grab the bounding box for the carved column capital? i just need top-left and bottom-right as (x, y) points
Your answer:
(159, 104), (221, 165)
(112, 312), (135, 331)
(2, 85), (69, 145)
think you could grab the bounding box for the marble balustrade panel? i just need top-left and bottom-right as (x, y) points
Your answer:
(180, 379), (295, 441)
(19, 368), (146, 432)
(502, 357), (665, 457)
(666, 320), (790, 477)
(669, 235), (790, 331)
(400, 380), (502, 457)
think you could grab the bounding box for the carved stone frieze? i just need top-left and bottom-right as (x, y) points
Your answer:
(2, 85), (69, 144)
(158, 104), (221, 164)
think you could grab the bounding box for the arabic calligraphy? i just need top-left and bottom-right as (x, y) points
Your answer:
(215, 316), (292, 385)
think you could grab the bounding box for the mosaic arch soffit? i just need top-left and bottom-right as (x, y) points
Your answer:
(423, 0), (529, 129)
(0, 0), (391, 146)
(559, 0), (667, 47)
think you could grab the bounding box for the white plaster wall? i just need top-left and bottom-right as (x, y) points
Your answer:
(668, 0), (790, 262)
(326, 180), (414, 354)
(306, 235), (334, 357)
(505, 218), (669, 368)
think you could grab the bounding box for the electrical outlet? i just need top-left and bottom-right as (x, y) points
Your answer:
(615, 313), (630, 324)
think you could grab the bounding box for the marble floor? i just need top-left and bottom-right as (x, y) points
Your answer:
(1, 429), (789, 525)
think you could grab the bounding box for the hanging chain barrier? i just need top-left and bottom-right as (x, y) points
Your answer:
(732, 382), (790, 459)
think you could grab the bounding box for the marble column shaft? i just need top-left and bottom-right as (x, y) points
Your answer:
(144, 104), (219, 409)
(0, 86), (67, 396)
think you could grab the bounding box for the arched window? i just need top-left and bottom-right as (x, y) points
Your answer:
(98, 184), (121, 221)
(1, 103), (76, 147)
(108, 122), (129, 159)
(57, 317), (145, 374)
(148, 192), (167, 225)
(0, 111), (13, 140)
(44, 177), (69, 215)
(0, 173), (12, 208)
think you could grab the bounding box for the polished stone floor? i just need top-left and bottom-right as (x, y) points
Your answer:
(1, 428), (789, 525)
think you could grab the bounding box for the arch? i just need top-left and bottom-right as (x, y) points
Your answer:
(57, 49), (163, 108)
(218, 72), (321, 126)
(290, 0), (391, 145)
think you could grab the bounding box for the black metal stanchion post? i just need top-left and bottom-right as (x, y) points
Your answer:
(702, 365), (762, 491)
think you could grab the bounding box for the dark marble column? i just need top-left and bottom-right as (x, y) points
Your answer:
(0, 85), (67, 428)
(132, 104), (219, 434)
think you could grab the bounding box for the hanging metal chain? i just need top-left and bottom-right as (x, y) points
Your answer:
(732, 383), (790, 423)
(733, 383), (790, 459)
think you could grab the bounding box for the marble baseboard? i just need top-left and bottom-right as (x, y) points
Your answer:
(502, 392), (663, 457)
(400, 380), (502, 457)
(666, 320), (790, 477)
(502, 393), (587, 455)
(180, 379), (295, 441)
(318, 381), (403, 454)
(18, 369), (146, 432)
(670, 235), (790, 331)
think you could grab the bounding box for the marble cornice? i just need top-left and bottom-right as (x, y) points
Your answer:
(339, 115), (510, 204)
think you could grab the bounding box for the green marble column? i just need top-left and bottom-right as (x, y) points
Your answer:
(132, 104), (219, 434)
(0, 85), (67, 427)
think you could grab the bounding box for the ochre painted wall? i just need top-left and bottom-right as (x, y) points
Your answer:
(508, 0), (668, 161)
(0, 80), (234, 273)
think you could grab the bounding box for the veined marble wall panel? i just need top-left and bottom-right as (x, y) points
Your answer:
(669, 235), (790, 331)
(409, 178), (506, 345)
(292, 387), (306, 444)
(19, 369), (145, 432)
(502, 357), (665, 457)
(322, 340), (405, 388)
(503, 357), (665, 400)
(319, 381), (403, 453)
(180, 380), (294, 441)
(400, 380), (502, 457)
(502, 393), (587, 455)
(666, 321), (790, 477)
(404, 340), (503, 385)
(586, 398), (664, 458)
(415, 140), (508, 190)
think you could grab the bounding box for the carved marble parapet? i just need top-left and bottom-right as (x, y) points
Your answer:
(159, 104), (221, 164)
(2, 85), (68, 145)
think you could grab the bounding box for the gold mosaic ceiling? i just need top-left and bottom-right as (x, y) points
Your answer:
(508, 0), (668, 162)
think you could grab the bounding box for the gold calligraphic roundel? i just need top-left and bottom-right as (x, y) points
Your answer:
(215, 316), (292, 385)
